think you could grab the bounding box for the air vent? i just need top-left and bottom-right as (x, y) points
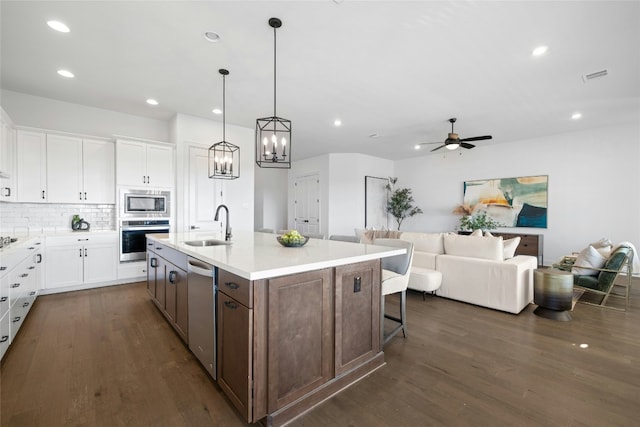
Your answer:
(582, 69), (608, 83)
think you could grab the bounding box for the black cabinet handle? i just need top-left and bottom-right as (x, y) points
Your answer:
(11, 283), (20, 288)
(19, 273), (28, 278)
(84, 192), (87, 200)
(224, 282), (239, 290)
(84, 248), (88, 257)
(36, 254), (42, 263)
(224, 300), (238, 310)
(169, 270), (177, 284)
(22, 302), (30, 308)
(0, 267), (6, 271)
(0, 335), (8, 343)
(4, 187), (10, 197)
(150, 258), (158, 268)
(79, 191), (83, 200)
(41, 190), (45, 199)
(12, 316), (21, 323)
(79, 248), (83, 257)
(0, 297), (7, 302)
(29, 291), (36, 296)
(28, 266), (35, 270)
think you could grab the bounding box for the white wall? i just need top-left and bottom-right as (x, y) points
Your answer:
(289, 153), (394, 237)
(173, 113), (254, 232)
(1, 90), (168, 141)
(396, 123), (640, 265)
(254, 166), (288, 232)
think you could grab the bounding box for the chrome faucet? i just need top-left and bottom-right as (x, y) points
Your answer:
(214, 204), (232, 241)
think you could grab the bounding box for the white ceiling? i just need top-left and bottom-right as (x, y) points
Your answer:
(1, 1), (639, 161)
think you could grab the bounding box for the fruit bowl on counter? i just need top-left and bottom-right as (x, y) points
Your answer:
(277, 230), (309, 247)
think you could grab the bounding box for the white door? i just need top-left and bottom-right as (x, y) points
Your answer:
(83, 139), (115, 204)
(294, 174), (320, 235)
(0, 122), (17, 201)
(46, 134), (83, 203)
(188, 146), (221, 231)
(146, 144), (174, 188)
(16, 130), (47, 202)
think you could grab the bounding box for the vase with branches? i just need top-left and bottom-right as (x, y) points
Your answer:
(386, 179), (423, 230)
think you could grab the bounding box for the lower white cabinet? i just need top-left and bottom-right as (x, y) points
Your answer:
(45, 234), (118, 289)
(1, 237), (42, 361)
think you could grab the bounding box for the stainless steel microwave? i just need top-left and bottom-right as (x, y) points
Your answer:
(120, 189), (170, 218)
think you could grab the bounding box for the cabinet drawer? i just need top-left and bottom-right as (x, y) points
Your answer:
(218, 269), (252, 308)
(46, 233), (117, 246)
(9, 298), (28, 341)
(150, 242), (187, 270)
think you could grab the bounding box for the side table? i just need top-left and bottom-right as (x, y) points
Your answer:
(533, 268), (574, 321)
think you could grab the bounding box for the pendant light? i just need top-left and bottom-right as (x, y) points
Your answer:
(209, 69), (240, 180)
(255, 17), (291, 169)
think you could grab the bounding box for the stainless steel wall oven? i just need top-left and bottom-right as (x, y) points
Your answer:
(120, 219), (170, 262)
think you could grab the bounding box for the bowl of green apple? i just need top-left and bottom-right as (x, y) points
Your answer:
(277, 230), (309, 247)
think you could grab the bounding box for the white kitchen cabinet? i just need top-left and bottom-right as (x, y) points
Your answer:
(83, 138), (115, 203)
(46, 134), (83, 203)
(46, 135), (115, 204)
(45, 234), (118, 289)
(0, 237), (42, 361)
(16, 130), (47, 203)
(0, 109), (17, 202)
(116, 139), (173, 188)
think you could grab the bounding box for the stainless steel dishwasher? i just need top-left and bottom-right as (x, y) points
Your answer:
(187, 257), (216, 379)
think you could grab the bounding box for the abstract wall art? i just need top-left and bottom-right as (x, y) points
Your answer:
(463, 175), (548, 228)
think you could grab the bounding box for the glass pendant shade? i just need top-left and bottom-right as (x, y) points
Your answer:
(209, 69), (240, 180)
(255, 17), (291, 169)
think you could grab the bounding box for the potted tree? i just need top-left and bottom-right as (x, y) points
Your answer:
(386, 180), (423, 230)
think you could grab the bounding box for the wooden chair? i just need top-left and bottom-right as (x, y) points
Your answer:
(573, 245), (633, 311)
(374, 238), (414, 344)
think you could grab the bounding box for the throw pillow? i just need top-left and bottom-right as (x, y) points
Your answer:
(503, 237), (521, 259)
(484, 231), (494, 237)
(590, 238), (612, 249)
(470, 229), (483, 236)
(572, 245), (607, 276)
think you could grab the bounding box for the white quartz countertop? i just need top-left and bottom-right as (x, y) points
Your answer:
(147, 231), (405, 280)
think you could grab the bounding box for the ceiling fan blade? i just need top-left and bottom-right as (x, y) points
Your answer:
(459, 135), (492, 142)
(460, 142), (475, 149)
(430, 145), (446, 152)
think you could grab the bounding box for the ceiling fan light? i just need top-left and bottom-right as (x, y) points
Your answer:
(446, 143), (459, 150)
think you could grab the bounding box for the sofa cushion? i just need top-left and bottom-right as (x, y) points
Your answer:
(503, 237), (521, 259)
(443, 233), (504, 261)
(359, 229), (402, 244)
(400, 232), (444, 254)
(571, 245), (607, 276)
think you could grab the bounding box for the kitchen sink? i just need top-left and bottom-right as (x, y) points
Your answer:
(184, 239), (231, 247)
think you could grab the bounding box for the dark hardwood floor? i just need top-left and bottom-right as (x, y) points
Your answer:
(2, 279), (639, 426)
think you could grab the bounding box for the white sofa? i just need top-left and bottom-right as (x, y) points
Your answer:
(399, 231), (537, 314)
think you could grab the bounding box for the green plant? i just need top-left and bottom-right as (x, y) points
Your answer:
(458, 211), (501, 231)
(386, 187), (423, 230)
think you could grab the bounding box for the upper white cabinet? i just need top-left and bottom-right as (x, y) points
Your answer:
(16, 130), (115, 204)
(116, 139), (173, 188)
(46, 134), (115, 204)
(0, 110), (17, 202)
(16, 130), (47, 203)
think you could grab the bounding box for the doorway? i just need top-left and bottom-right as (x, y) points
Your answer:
(294, 174), (321, 235)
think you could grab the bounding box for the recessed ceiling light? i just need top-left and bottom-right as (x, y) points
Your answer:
(414, 145), (421, 150)
(47, 20), (70, 33)
(203, 31), (221, 43)
(57, 69), (74, 78)
(146, 99), (159, 106)
(571, 112), (582, 120)
(334, 119), (342, 127)
(579, 343), (589, 349)
(532, 45), (548, 57)
(212, 108), (222, 115)
(368, 133), (379, 138)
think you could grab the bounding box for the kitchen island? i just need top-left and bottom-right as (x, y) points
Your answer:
(146, 231), (404, 426)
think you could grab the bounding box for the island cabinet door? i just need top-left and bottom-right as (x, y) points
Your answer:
(334, 259), (381, 376)
(165, 265), (188, 343)
(217, 293), (253, 422)
(266, 268), (334, 412)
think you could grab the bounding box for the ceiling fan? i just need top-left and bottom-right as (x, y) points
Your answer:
(419, 118), (492, 152)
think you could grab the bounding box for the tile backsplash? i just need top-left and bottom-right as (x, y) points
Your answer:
(0, 203), (116, 234)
